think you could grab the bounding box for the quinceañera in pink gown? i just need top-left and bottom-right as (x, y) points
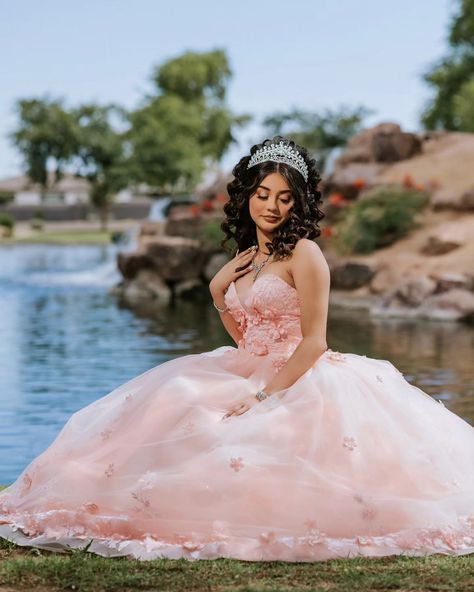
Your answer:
(1, 273), (474, 562)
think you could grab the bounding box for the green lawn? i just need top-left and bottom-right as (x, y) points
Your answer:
(7, 230), (113, 245)
(0, 537), (473, 591)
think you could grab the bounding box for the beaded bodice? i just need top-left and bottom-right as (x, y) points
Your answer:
(224, 273), (303, 370)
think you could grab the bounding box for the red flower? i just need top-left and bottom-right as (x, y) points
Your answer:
(190, 204), (201, 217)
(201, 199), (215, 212)
(327, 193), (347, 207)
(352, 178), (366, 190)
(402, 174), (414, 188)
(321, 227), (333, 238)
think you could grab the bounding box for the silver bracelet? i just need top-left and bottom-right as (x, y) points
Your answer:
(255, 389), (270, 402)
(213, 300), (229, 313)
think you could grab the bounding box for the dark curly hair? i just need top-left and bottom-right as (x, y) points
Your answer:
(221, 135), (325, 260)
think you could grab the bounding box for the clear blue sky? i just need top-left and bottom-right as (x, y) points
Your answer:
(0, 0), (453, 179)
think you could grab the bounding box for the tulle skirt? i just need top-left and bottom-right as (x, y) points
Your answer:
(1, 345), (474, 561)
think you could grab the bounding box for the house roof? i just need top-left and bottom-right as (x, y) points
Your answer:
(0, 173), (91, 193)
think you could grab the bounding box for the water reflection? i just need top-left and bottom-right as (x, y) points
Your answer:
(0, 244), (472, 484)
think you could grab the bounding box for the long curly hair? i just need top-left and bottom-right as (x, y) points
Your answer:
(221, 135), (325, 260)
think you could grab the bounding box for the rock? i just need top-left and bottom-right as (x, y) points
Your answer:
(430, 272), (474, 293)
(139, 221), (165, 237)
(144, 235), (209, 282)
(371, 131), (422, 163)
(121, 270), (172, 304)
(174, 279), (207, 299)
(431, 188), (474, 211)
(336, 123), (402, 166)
(420, 221), (468, 255)
(459, 189), (474, 210)
(325, 163), (385, 197)
(375, 286), (474, 322)
(418, 289), (474, 322)
(420, 236), (461, 255)
(389, 276), (437, 307)
(369, 267), (393, 294)
(203, 253), (231, 282)
(165, 216), (206, 240)
(330, 262), (376, 290)
(335, 123), (421, 167)
(117, 252), (154, 280)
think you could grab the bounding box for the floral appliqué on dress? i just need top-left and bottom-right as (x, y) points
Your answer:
(229, 457), (244, 472)
(342, 436), (357, 451)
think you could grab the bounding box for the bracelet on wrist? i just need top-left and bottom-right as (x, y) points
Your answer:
(255, 389), (270, 402)
(213, 300), (229, 313)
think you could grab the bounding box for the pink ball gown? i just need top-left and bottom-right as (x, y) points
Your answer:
(1, 272), (474, 562)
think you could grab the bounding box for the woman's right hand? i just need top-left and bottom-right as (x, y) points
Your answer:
(209, 246), (257, 296)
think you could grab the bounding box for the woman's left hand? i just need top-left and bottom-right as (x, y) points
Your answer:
(222, 394), (261, 420)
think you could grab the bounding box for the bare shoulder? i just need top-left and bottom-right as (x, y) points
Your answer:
(292, 239), (329, 271)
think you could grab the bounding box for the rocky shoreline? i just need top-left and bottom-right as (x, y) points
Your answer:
(112, 124), (474, 324)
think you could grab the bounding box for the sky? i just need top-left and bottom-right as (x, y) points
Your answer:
(0, 0), (454, 179)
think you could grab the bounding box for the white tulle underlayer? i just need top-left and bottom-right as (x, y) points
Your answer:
(2, 511), (474, 561)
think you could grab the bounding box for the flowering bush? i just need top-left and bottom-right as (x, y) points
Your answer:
(333, 186), (429, 254)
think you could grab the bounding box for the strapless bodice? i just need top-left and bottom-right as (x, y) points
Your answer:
(224, 273), (303, 369)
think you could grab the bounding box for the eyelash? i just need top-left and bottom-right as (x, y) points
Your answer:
(257, 195), (292, 204)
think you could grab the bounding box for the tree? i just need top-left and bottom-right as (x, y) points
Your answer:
(128, 49), (251, 192)
(10, 96), (77, 188)
(262, 105), (373, 170)
(72, 104), (130, 230)
(421, 0), (474, 130)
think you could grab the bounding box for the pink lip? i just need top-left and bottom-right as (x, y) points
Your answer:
(263, 216), (280, 222)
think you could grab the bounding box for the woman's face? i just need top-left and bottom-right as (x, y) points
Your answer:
(248, 172), (294, 233)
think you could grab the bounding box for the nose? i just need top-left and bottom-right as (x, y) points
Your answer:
(266, 196), (280, 213)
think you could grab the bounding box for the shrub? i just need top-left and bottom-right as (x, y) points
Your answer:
(202, 218), (225, 250)
(0, 213), (14, 237)
(333, 186), (429, 254)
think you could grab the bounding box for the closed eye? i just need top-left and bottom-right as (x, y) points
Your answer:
(257, 194), (292, 204)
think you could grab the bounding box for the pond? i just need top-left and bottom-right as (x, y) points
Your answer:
(0, 243), (472, 484)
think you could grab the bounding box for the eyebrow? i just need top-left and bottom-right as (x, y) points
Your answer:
(257, 185), (292, 195)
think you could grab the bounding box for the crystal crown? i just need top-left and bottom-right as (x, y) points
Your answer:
(247, 141), (308, 182)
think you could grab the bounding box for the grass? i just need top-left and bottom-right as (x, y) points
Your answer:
(2, 229), (113, 245)
(0, 538), (473, 591)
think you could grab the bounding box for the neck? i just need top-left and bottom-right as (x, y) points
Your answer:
(255, 227), (272, 255)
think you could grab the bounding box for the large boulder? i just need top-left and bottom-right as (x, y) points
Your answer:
(117, 251), (154, 280)
(335, 122), (421, 167)
(330, 261), (376, 290)
(371, 130), (422, 163)
(142, 235), (210, 282)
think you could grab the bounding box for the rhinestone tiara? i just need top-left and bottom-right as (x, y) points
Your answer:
(246, 140), (308, 182)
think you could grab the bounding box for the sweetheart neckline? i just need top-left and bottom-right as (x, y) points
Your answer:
(230, 273), (297, 312)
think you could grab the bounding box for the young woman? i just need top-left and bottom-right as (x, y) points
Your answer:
(1, 137), (473, 562)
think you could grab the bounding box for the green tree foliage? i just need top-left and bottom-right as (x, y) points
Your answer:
(10, 97), (77, 187)
(422, 0), (474, 130)
(72, 104), (131, 230)
(262, 105), (373, 169)
(128, 49), (251, 192)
